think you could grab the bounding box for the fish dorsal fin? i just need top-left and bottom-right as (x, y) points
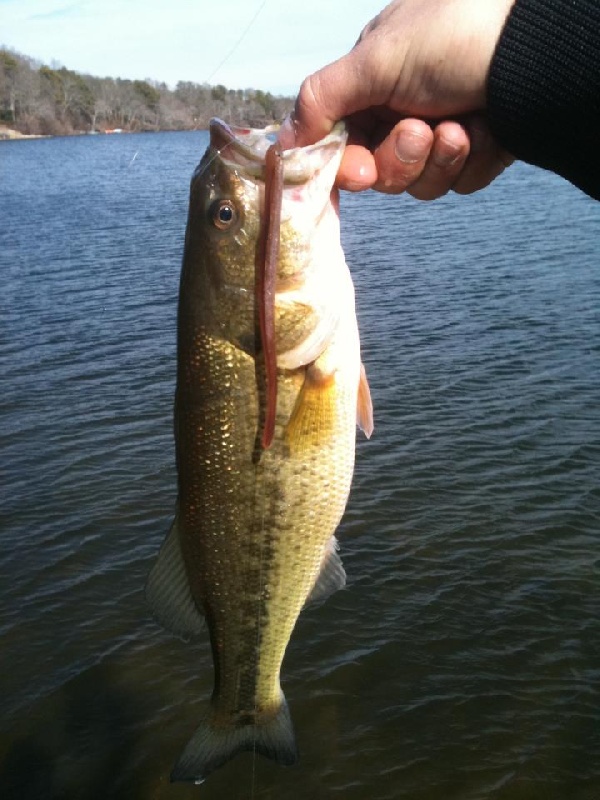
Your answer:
(145, 512), (205, 640)
(305, 536), (346, 606)
(357, 362), (374, 439)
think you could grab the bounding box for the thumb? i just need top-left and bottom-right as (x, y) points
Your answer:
(289, 50), (384, 147)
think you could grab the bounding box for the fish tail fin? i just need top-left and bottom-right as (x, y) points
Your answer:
(170, 695), (298, 784)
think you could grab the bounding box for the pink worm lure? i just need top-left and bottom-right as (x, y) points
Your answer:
(256, 141), (284, 449)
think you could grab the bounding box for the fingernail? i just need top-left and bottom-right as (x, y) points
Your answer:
(433, 140), (463, 168)
(395, 130), (429, 164)
(277, 115), (296, 149)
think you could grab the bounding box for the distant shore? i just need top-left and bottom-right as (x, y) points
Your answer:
(0, 125), (48, 140)
(1, 48), (294, 143)
(0, 125), (214, 141)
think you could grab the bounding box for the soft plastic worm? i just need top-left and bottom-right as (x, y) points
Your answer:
(257, 141), (284, 449)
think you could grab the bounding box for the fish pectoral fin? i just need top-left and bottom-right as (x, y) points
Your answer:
(305, 535), (346, 606)
(145, 512), (205, 640)
(284, 362), (337, 453)
(357, 362), (374, 439)
(171, 694), (298, 783)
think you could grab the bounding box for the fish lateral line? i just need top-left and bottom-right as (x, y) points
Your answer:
(257, 140), (284, 450)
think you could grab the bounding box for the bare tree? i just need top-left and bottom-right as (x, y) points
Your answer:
(0, 47), (294, 135)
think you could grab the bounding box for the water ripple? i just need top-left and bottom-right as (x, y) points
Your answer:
(1, 133), (599, 799)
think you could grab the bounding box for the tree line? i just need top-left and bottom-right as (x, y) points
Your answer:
(0, 48), (295, 135)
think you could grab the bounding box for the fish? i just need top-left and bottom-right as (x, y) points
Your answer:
(146, 117), (373, 784)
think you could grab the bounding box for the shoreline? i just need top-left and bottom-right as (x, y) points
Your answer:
(0, 126), (48, 140)
(0, 125), (216, 141)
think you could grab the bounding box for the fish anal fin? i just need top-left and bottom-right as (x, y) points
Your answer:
(171, 694), (298, 784)
(305, 535), (346, 606)
(145, 512), (205, 640)
(357, 362), (374, 439)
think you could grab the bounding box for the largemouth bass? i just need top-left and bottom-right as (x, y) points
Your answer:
(146, 118), (373, 783)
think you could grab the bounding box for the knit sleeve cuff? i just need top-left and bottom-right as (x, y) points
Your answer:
(487, 0), (600, 198)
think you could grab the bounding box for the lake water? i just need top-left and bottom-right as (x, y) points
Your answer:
(1, 131), (599, 800)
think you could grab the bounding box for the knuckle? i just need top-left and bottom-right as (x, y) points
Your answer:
(296, 74), (320, 117)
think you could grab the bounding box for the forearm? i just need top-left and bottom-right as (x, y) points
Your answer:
(487, 0), (600, 199)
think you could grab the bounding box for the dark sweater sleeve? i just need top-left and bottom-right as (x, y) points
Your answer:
(487, 0), (600, 200)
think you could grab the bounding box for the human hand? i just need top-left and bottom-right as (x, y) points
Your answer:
(285, 0), (516, 199)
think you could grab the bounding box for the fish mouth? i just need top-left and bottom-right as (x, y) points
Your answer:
(209, 117), (347, 183)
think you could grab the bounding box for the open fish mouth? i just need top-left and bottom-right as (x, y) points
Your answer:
(208, 117), (347, 183)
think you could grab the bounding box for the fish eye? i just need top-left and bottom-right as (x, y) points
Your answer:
(210, 199), (237, 231)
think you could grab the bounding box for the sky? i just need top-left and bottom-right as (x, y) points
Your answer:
(0, 0), (385, 95)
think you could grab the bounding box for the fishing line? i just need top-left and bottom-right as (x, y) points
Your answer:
(194, 143), (231, 179)
(183, 0), (272, 181)
(204, 0), (271, 86)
